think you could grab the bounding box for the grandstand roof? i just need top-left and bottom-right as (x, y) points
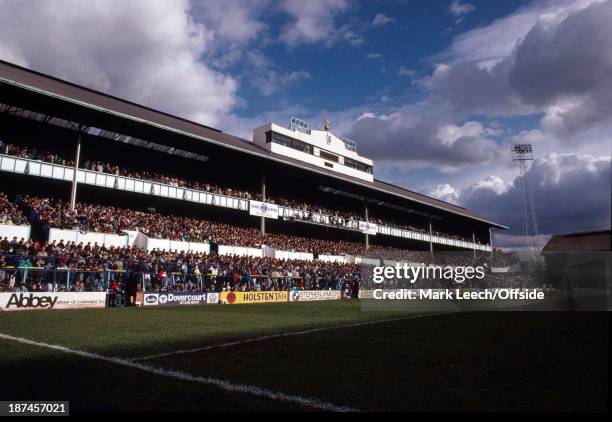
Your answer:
(0, 59), (507, 229)
(542, 230), (611, 253)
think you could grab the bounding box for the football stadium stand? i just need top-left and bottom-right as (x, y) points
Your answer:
(0, 59), (510, 305)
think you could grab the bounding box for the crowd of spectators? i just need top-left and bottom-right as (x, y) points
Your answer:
(1, 143), (74, 166)
(20, 195), (437, 261)
(1, 141), (481, 244)
(0, 237), (362, 294)
(0, 193), (27, 225)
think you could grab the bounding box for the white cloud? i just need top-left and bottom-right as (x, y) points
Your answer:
(345, 105), (501, 171)
(0, 0), (238, 127)
(442, 0), (600, 69)
(428, 184), (461, 204)
(437, 121), (486, 146)
(398, 66), (415, 77)
(449, 0), (475, 23)
(244, 51), (312, 96)
(429, 0), (612, 140)
(372, 13), (395, 27)
(193, 0), (269, 45)
(278, 0), (358, 47)
(367, 53), (383, 60)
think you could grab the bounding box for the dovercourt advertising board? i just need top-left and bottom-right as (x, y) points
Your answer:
(0, 292), (107, 312)
(289, 290), (341, 302)
(220, 291), (288, 304)
(143, 292), (218, 306)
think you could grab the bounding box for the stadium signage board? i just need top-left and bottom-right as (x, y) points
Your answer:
(249, 200), (279, 219)
(220, 291), (289, 304)
(289, 290), (341, 302)
(0, 292), (106, 312)
(289, 117), (309, 133)
(358, 221), (378, 235)
(143, 292), (208, 306)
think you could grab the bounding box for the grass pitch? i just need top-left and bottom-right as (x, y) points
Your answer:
(0, 301), (608, 412)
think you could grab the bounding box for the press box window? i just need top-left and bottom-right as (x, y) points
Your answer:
(266, 131), (312, 154)
(319, 150), (339, 163)
(344, 157), (373, 174)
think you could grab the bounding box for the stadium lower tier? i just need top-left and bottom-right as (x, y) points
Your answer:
(0, 238), (362, 294)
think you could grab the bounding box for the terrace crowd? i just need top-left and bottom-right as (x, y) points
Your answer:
(0, 237), (362, 294)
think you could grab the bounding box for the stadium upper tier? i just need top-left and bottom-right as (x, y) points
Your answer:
(0, 142), (483, 246)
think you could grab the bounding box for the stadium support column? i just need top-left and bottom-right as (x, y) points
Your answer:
(428, 216), (434, 260)
(364, 201), (369, 250)
(69, 129), (82, 211)
(489, 228), (493, 256)
(472, 231), (476, 260)
(260, 172), (266, 234)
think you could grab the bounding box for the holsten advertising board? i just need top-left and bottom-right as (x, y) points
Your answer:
(0, 292), (107, 312)
(143, 292), (219, 306)
(289, 290), (341, 302)
(220, 291), (288, 304)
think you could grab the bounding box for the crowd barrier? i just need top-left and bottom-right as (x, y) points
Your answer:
(274, 250), (314, 261)
(217, 245), (263, 258)
(49, 228), (128, 248)
(0, 224), (31, 241)
(318, 254), (349, 263)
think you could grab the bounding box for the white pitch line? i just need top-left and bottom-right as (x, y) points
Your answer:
(133, 311), (455, 362)
(0, 332), (358, 412)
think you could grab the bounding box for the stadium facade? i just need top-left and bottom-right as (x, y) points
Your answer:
(0, 59), (506, 260)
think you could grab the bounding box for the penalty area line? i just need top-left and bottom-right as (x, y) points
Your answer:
(133, 311), (456, 362)
(0, 332), (358, 412)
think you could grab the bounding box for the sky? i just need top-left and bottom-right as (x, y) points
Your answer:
(0, 0), (610, 247)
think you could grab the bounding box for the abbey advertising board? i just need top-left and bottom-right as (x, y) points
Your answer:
(0, 292), (107, 311)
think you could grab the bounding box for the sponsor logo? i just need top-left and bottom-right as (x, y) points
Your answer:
(220, 291), (288, 304)
(158, 294), (169, 304)
(4, 293), (58, 309)
(145, 295), (158, 304)
(289, 290), (341, 302)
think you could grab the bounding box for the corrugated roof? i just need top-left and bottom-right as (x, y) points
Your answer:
(0, 59), (507, 228)
(542, 230), (611, 253)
